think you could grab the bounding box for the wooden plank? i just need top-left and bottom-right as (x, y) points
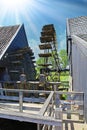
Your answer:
(55, 91), (84, 95)
(39, 91), (54, 116)
(42, 124), (48, 130)
(39, 53), (52, 57)
(39, 43), (52, 50)
(38, 63), (52, 67)
(0, 95), (19, 101)
(55, 108), (63, 130)
(40, 36), (55, 43)
(0, 95), (45, 103)
(0, 88), (51, 94)
(23, 97), (45, 103)
(0, 109), (62, 126)
(63, 119), (84, 123)
(19, 91), (23, 112)
(28, 81), (40, 84)
(74, 101), (83, 105)
(63, 110), (83, 115)
(60, 100), (83, 105)
(48, 82), (61, 85)
(0, 102), (42, 112)
(0, 103), (19, 109)
(37, 124), (41, 130)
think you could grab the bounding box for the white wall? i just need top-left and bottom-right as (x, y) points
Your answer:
(72, 37), (87, 122)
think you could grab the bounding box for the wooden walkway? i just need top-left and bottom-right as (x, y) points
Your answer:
(0, 88), (86, 130)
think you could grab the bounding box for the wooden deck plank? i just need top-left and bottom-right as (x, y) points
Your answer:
(0, 109), (62, 126)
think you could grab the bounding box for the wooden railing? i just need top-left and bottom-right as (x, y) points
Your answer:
(0, 88), (50, 111)
(55, 91), (84, 122)
(0, 88), (62, 130)
(0, 81), (84, 130)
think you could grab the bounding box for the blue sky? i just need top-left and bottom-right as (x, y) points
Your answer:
(0, 0), (87, 59)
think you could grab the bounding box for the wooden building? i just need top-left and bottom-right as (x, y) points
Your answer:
(66, 16), (87, 122)
(0, 24), (36, 81)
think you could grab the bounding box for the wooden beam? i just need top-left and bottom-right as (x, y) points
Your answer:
(39, 91), (54, 116)
(39, 53), (52, 57)
(39, 43), (52, 50)
(0, 95), (45, 103)
(0, 88), (51, 94)
(0, 109), (62, 126)
(63, 119), (84, 123)
(19, 91), (23, 112)
(55, 108), (63, 130)
(55, 91), (84, 95)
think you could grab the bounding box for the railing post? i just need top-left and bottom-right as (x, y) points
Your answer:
(79, 93), (84, 120)
(19, 91), (23, 112)
(55, 108), (63, 130)
(0, 83), (3, 96)
(37, 124), (41, 130)
(53, 84), (61, 108)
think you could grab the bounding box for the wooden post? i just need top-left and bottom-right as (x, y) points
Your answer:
(55, 108), (63, 130)
(0, 83), (3, 96)
(79, 93), (84, 120)
(19, 91), (23, 112)
(54, 84), (60, 108)
(37, 124), (41, 130)
(79, 114), (83, 120)
(67, 94), (72, 119)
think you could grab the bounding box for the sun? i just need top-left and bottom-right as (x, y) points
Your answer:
(1, 0), (30, 12)
(3, 0), (21, 7)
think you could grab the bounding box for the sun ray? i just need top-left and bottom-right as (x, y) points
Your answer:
(0, 0), (64, 39)
(1, 0), (28, 12)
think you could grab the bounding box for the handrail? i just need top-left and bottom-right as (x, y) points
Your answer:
(0, 88), (51, 112)
(55, 91), (84, 95)
(0, 88), (51, 94)
(39, 91), (54, 116)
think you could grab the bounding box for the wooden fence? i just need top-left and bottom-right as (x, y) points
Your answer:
(0, 82), (85, 130)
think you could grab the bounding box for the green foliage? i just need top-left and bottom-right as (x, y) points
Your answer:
(59, 49), (68, 68)
(60, 72), (69, 81)
(47, 72), (60, 82)
(35, 49), (69, 81)
(35, 58), (44, 79)
(48, 56), (55, 69)
(60, 94), (67, 100)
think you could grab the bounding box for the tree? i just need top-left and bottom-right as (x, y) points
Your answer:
(59, 49), (68, 69)
(35, 58), (44, 79)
